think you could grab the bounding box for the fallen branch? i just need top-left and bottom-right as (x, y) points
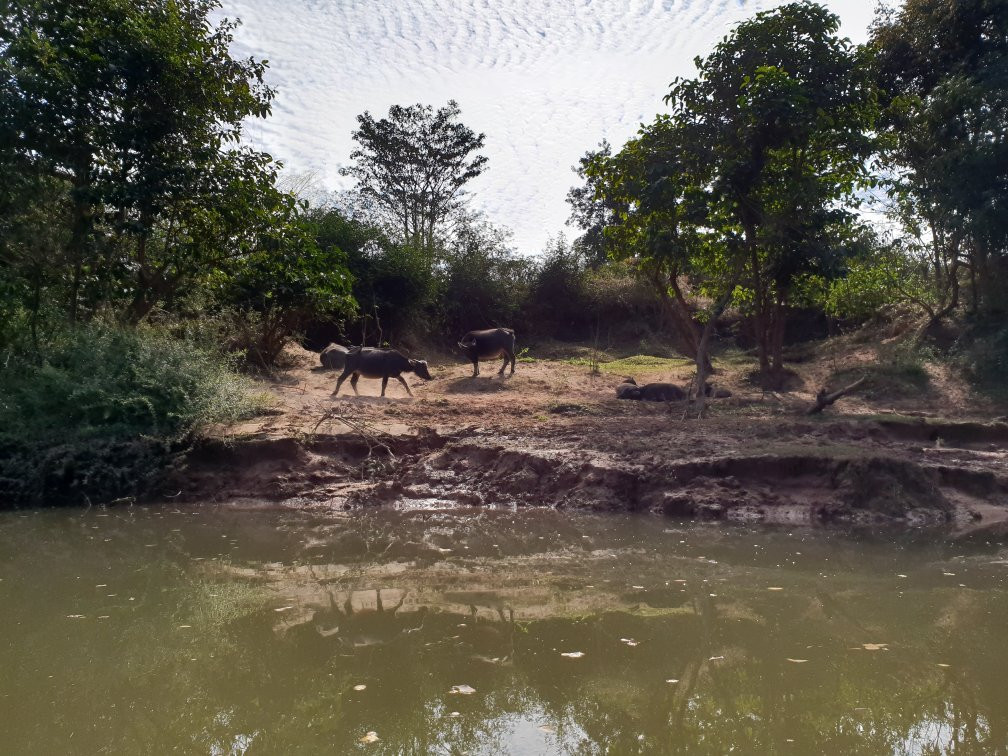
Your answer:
(806, 376), (867, 415)
(310, 406), (397, 463)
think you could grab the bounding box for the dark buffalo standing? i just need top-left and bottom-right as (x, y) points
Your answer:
(332, 347), (433, 397)
(616, 377), (686, 402)
(458, 328), (516, 377)
(320, 343), (349, 370)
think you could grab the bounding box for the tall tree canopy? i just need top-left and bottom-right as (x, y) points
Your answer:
(572, 1), (877, 386)
(342, 101), (488, 259)
(0, 0), (353, 343)
(871, 0), (1008, 317)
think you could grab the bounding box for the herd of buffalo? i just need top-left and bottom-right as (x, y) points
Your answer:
(320, 326), (728, 402)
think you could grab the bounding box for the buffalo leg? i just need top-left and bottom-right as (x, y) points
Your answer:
(381, 376), (389, 397)
(349, 374), (360, 396)
(472, 358), (480, 377)
(332, 367), (352, 396)
(396, 375), (414, 397)
(498, 354), (509, 375)
(509, 350), (516, 375)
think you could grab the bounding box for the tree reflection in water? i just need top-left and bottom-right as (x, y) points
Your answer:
(0, 507), (1006, 754)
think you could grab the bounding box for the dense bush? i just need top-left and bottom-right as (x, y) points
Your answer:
(954, 323), (1008, 398)
(524, 237), (593, 340)
(435, 215), (535, 339)
(0, 323), (259, 507)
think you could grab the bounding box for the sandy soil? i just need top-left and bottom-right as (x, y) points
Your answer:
(167, 341), (1008, 529)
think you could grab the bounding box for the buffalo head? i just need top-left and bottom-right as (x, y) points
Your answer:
(411, 359), (433, 380)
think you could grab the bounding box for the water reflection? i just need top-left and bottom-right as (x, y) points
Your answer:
(1, 507), (1007, 754)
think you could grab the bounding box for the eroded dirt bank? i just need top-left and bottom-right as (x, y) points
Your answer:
(164, 346), (1008, 529)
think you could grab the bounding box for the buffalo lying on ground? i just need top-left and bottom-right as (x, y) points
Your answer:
(332, 347), (433, 397)
(458, 328), (516, 377)
(320, 343), (349, 370)
(616, 377), (732, 401)
(616, 377), (686, 402)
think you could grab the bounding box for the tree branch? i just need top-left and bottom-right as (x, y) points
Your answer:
(806, 376), (866, 415)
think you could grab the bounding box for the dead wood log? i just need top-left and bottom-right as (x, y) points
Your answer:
(806, 376), (867, 415)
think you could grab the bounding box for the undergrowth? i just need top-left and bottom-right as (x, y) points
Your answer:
(0, 323), (262, 507)
(828, 340), (932, 400)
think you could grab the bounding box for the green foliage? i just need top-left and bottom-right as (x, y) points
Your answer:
(565, 141), (616, 267)
(435, 212), (534, 337)
(825, 241), (935, 322)
(666, 1), (877, 374)
(0, 322), (260, 506)
(0, 0), (279, 326)
(525, 237), (593, 339)
(219, 194), (356, 365)
(871, 0), (1008, 315)
(341, 101), (488, 257)
(567, 3), (878, 382)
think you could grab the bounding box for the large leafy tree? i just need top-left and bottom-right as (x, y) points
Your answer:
(573, 119), (718, 369)
(571, 2), (876, 389)
(871, 0), (1008, 318)
(342, 101), (488, 260)
(666, 1), (877, 382)
(0, 0), (280, 325)
(566, 141), (617, 267)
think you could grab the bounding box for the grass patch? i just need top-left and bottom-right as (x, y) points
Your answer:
(713, 348), (758, 368)
(563, 354), (693, 374)
(546, 401), (605, 416)
(829, 363), (930, 402)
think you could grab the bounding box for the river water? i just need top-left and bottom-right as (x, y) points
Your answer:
(2, 506), (1007, 754)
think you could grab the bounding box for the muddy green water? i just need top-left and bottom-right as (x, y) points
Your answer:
(2, 507), (1008, 754)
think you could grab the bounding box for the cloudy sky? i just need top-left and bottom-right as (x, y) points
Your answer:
(221, 0), (878, 253)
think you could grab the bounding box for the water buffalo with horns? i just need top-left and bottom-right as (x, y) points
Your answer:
(332, 347), (433, 397)
(458, 328), (516, 377)
(319, 343), (349, 371)
(616, 377), (686, 402)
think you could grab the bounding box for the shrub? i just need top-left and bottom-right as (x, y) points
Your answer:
(435, 216), (535, 338)
(0, 322), (260, 507)
(525, 237), (592, 339)
(953, 322), (1008, 398)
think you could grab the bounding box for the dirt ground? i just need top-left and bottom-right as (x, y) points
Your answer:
(168, 338), (1008, 530)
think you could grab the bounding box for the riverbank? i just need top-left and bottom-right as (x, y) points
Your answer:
(159, 339), (1008, 530)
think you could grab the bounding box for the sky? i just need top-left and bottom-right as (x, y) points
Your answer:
(220, 0), (878, 254)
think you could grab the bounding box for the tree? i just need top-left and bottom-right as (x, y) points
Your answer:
(0, 0), (276, 325)
(574, 2), (876, 392)
(870, 0), (1008, 318)
(566, 141), (616, 267)
(221, 191), (356, 366)
(664, 1), (877, 383)
(342, 101), (488, 259)
(435, 209), (533, 337)
(572, 118), (718, 370)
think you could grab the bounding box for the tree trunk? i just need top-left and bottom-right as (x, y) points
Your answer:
(660, 287), (712, 373)
(65, 144), (94, 323)
(744, 224), (770, 377)
(691, 260), (744, 418)
(770, 293), (787, 376)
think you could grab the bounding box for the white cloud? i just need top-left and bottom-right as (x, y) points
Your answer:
(220, 0), (877, 254)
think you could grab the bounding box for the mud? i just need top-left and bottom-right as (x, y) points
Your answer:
(160, 346), (1008, 529)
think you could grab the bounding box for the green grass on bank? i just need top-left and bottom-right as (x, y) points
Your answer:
(563, 354), (694, 373)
